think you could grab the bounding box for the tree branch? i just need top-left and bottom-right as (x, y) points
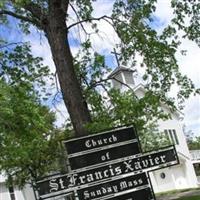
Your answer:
(0, 42), (24, 49)
(23, 1), (46, 21)
(22, 2), (49, 29)
(0, 9), (39, 25)
(68, 15), (113, 30)
(87, 78), (111, 91)
(69, 2), (88, 34)
(112, 77), (135, 93)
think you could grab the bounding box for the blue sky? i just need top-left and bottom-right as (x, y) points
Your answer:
(1, 0), (199, 135)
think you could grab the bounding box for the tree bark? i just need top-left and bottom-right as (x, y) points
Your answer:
(44, 2), (91, 136)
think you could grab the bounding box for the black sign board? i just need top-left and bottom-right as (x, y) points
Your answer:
(36, 146), (178, 199)
(69, 141), (140, 170)
(72, 146), (178, 186)
(35, 126), (180, 200)
(77, 172), (148, 200)
(64, 126), (138, 155)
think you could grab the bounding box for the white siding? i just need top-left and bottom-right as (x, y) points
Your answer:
(0, 183), (11, 200)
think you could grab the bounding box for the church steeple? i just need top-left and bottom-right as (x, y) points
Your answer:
(108, 66), (136, 91)
(109, 49), (136, 91)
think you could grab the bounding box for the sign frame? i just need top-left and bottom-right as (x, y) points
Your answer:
(35, 126), (179, 200)
(35, 145), (179, 200)
(63, 126), (142, 156)
(76, 172), (150, 200)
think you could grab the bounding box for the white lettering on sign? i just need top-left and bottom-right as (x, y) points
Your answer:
(47, 154), (168, 192)
(85, 134), (118, 148)
(120, 178), (143, 190)
(74, 165), (122, 185)
(68, 174), (77, 187)
(49, 179), (58, 193)
(82, 177), (145, 199)
(101, 152), (110, 161)
(49, 178), (67, 193)
(36, 147), (176, 200)
(124, 155), (167, 173)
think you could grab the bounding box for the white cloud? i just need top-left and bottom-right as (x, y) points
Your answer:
(52, 100), (69, 128)
(67, 0), (119, 55)
(155, 0), (173, 22)
(92, 0), (114, 17)
(177, 39), (200, 88)
(155, 1), (200, 135)
(183, 95), (200, 135)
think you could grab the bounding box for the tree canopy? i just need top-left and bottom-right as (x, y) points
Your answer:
(0, 0), (200, 137)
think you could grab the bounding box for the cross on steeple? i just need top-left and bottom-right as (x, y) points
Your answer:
(111, 48), (120, 67)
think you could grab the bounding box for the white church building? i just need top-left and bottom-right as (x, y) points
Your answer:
(109, 66), (199, 193)
(0, 66), (199, 199)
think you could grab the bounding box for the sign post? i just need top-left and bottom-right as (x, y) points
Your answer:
(35, 126), (179, 200)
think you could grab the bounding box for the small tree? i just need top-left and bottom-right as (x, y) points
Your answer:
(0, 42), (60, 186)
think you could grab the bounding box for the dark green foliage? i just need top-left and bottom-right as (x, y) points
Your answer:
(85, 89), (171, 151)
(0, 42), (54, 100)
(73, 41), (171, 151)
(187, 137), (200, 151)
(0, 43), (59, 187)
(171, 0), (200, 47)
(112, 0), (199, 109)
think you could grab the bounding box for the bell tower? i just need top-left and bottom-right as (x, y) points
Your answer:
(109, 49), (136, 91)
(108, 66), (136, 92)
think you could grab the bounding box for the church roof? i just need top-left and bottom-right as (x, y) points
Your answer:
(108, 66), (135, 78)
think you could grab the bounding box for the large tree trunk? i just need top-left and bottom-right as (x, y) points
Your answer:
(44, 3), (91, 136)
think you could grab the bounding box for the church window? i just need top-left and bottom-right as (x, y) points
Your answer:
(160, 172), (166, 179)
(124, 72), (134, 85)
(164, 129), (179, 145)
(172, 129), (179, 145)
(164, 130), (170, 141)
(8, 186), (16, 200)
(113, 79), (121, 89)
(112, 73), (123, 89)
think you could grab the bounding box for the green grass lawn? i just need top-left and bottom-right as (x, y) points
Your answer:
(156, 188), (200, 200)
(176, 196), (200, 200)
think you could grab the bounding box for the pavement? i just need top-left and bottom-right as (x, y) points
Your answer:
(156, 189), (200, 200)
